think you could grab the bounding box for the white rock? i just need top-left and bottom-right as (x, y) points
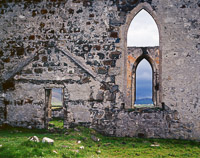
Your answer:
(80, 146), (84, 149)
(96, 150), (101, 154)
(28, 136), (40, 142)
(0, 145), (2, 147)
(77, 140), (81, 144)
(150, 144), (160, 147)
(53, 150), (57, 154)
(19, 15), (25, 19)
(42, 137), (54, 144)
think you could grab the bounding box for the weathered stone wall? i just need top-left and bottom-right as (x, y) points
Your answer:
(5, 83), (45, 128)
(0, 0), (199, 140)
(52, 108), (64, 118)
(91, 108), (194, 139)
(0, 96), (5, 124)
(126, 47), (161, 107)
(157, 1), (200, 140)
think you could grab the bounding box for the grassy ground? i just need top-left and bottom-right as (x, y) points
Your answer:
(0, 120), (199, 158)
(49, 118), (64, 129)
(134, 104), (154, 108)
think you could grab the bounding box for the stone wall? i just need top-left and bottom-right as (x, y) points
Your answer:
(0, 0), (199, 140)
(126, 47), (161, 107)
(91, 108), (194, 139)
(0, 96), (5, 125)
(52, 108), (64, 118)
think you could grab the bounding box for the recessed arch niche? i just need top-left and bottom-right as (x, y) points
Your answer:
(122, 2), (162, 108)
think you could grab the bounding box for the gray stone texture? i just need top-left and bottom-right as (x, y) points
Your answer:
(0, 0), (199, 140)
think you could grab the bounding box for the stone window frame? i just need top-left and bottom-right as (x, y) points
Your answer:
(131, 54), (157, 107)
(120, 2), (163, 109)
(44, 86), (64, 128)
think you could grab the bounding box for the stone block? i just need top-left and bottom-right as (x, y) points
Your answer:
(67, 84), (90, 101)
(97, 67), (107, 74)
(96, 91), (104, 102)
(69, 104), (91, 123)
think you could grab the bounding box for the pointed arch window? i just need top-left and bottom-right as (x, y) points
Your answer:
(135, 59), (154, 106)
(127, 9), (159, 47)
(125, 6), (161, 108)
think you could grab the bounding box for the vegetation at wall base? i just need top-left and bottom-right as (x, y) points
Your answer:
(0, 121), (199, 158)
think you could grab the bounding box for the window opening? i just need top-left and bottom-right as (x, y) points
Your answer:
(126, 8), (160, 107)
(45, 88), (64, 129)
(51, 88), (63, 109)
(134, 59), (153, 107)
(127, 9), (159, 47)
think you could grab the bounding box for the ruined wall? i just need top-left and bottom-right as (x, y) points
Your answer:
(0, 0), (199, 140)
(52, 108), (64, 118)
(126, 47), (160, 107)
(159, 1), (200, 140)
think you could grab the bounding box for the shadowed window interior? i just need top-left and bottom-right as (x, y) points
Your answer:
(135, 59), (153, 105)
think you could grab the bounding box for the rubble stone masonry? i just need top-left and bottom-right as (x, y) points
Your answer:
(0, 0), (199, 140)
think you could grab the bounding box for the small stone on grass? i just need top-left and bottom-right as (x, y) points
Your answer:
(91, 135), (100, 142)
(74, 128), (80, 132)
(150, 142), (160, 147)
(42, 137), (54, 145)
(104, 143), (111, 146)
(28, 136), (40, 142)
(64, 132), (69, 135)
(53, 150), (58, 154)
(96, 150), (101, 154)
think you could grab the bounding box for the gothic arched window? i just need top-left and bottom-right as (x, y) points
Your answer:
(125, 7), (161, 108)
(135, 59), (153, 106)
(127, 9), (159, 47)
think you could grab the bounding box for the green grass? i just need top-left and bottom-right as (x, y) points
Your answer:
(51, 103), (62, 106)
(0, 122), (199, 158)
(134, 104), (154, 108)
(49, 118), (64, 129)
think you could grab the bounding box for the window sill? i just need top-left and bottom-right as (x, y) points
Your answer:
(125, 105), (163, 112)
